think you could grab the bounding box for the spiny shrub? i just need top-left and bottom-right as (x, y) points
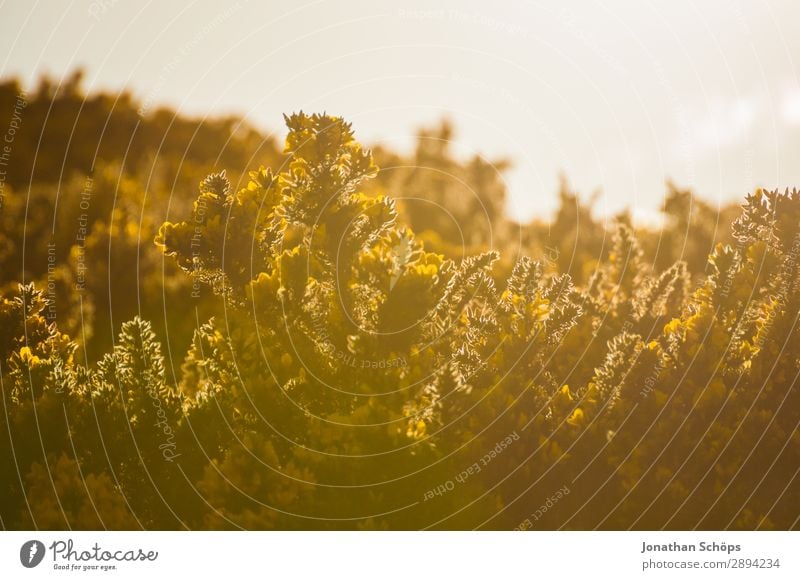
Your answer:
(1, 114), (797, 530)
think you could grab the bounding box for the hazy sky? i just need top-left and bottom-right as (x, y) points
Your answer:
(2, 0), (799, 223)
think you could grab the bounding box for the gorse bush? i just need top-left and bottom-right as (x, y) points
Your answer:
(1, 110), (798, 530)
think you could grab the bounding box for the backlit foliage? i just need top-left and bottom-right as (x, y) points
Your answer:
(0, 81), (797, 529)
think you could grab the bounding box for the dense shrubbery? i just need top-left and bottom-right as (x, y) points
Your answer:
(1, 77), (797, 529)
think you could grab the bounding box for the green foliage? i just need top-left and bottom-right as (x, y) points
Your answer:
(1, 98), (797, 530)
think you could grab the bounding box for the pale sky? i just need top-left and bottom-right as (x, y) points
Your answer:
(2, 0), (799, 223)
